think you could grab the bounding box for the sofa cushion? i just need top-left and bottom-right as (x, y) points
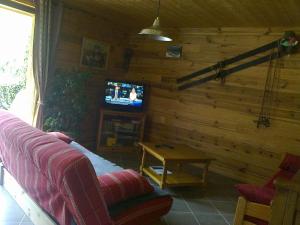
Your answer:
(48, 131), (73, 144)
(236, 184), (275, 205)
(70, 141), (123, 176)
(98, 169), (154, 206)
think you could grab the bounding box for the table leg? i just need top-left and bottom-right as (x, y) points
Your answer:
(0, 162), (4, 186)
(160, 161), (168, 189)
(139, 148), (146, 175)
(202, 161), (210, 186)
(176, 163), (182, 173)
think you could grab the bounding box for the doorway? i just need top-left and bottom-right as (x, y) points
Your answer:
(0, 4), (35, 123)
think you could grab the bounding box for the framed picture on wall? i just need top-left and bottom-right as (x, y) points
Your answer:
(80, 38), (110, 70)
(166, 45), (182, 58)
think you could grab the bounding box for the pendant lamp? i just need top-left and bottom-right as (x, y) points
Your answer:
(139, 0), (172, 42)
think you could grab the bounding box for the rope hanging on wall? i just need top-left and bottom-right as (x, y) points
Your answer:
(256, 47), (282, 128)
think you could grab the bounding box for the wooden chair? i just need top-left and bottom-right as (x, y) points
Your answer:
(234, 173), (300, 225)
(233, 196), (271, 225)
(233, 153), (300, 225)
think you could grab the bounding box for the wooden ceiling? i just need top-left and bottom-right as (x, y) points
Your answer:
(64, 0), (300, 30)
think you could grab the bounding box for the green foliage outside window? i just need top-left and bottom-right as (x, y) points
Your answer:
(0, 59), (27, 110)
(43, 70), (91, 139)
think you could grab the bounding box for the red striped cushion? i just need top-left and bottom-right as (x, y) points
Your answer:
(48, 132), (73, 144)
(98, 169), (154, 206)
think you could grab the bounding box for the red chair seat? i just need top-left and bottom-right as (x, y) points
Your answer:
(235, 184), (275, 205)
(234, 153), (300, 225)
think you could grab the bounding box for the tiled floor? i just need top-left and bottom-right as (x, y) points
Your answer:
(108, 152), (239, 225)
(0, 153), (239, 225)
(0, 187), (33, 225)
(159, 173), (239, 225)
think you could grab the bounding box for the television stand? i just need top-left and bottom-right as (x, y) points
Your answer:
(96, 109), (146, 153)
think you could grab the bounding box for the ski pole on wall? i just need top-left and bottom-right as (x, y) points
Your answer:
(176, 31), (298, 90)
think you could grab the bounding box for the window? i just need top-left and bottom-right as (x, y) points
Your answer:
(0, 5), (35, 123)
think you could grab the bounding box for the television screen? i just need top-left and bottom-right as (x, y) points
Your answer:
(104, 80), (145, 111)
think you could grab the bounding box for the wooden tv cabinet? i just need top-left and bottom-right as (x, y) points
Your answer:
(96, 109), (146, 153)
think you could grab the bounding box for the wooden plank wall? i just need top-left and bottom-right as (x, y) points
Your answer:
(125, 27), (300, 184)
(55, 7), (127, 148)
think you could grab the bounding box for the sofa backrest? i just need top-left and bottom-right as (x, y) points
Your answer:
(0, 110), (112, 225)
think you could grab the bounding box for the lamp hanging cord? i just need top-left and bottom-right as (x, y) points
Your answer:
(157, 0), (161, 17)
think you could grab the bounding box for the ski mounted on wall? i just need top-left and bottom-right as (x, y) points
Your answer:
(176, 31), (299, 90)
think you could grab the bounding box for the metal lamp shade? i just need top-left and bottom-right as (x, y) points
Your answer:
(139, 17), (172, 42)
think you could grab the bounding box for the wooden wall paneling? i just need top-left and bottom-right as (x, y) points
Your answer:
(125, 27), (300, 184)
(55, 7), (128, 149)
(55, 4), (300, 184)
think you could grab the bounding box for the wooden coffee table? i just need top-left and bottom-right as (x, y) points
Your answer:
(138, 142), (215, 189)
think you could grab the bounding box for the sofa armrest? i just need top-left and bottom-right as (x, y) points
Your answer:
(98, 169), (154, 206)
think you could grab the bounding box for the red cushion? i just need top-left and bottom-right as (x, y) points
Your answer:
(236, 184), (275, 205)
(279, 153), (300, 173)
(98, 169), (154, 206)
(48, 132), (73, 144)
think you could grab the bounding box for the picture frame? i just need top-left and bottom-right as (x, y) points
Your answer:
(80, 38), (110, 70)
(166, 45), (182, 58)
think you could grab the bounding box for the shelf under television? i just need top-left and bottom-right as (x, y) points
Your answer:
(97, 108), (146, 153)
(101, 109), (145, 118)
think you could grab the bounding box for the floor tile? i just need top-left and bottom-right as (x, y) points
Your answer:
(0, 211), (24, 223)
(211, 201), (237, 214)
(204, 188), (238, 202)
(194, 213), (229, 225)
(223, 213), (235, 225)
(0, 222), (20, 225)
(155, 219), (168, 225)
(187, 199), (218, 215)
(170, 197), (191, 212)
(20, 215), (32, 223)
(0, 188), (25, 223)
(164, 212), (199, 225)
(171, 186), (206, 199)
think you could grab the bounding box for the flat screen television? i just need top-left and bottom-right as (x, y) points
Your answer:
(103, 80), (146, 111)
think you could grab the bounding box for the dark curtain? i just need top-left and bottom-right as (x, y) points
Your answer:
(33, 0), (63, 129)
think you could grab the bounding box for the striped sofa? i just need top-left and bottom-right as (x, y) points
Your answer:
(0, 110), (172, 225)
